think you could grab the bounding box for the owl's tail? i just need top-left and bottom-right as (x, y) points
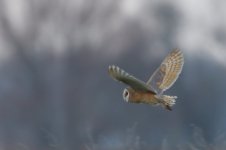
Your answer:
(158, 95), (177, 111)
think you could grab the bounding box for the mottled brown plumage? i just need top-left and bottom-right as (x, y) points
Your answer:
(109, 49), (184, 110)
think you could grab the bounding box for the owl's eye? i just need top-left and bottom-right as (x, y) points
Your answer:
(123, 89), (129, 102)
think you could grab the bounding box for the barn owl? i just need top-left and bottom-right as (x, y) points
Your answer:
(108, 49), (184, 110)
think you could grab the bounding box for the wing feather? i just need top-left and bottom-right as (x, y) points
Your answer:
(147, 49), (184, 94)
(109, 65), (154, 92)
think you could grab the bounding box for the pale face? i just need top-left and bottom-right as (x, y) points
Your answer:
(123, 88), (129, 102)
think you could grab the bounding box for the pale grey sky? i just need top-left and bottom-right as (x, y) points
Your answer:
(0, 0), (225, 66)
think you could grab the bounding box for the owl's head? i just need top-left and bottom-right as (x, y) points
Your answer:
(123, 88), (130, 102)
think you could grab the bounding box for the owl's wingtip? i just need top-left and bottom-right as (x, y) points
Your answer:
(109, 65), (116, 69)
(108, 65), (113, 74)
(109, 65), (121, 72)
(108, 65), (120, 76)
(171, 48), (183, 54)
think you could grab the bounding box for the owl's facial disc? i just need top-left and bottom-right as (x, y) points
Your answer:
(123, 89), (129, 102)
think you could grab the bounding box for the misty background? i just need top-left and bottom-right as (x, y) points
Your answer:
(0, 0), (226, 149)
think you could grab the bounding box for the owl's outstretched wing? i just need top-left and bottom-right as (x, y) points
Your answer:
(147, 49), (184, 94)
(109, 65), (154, 93)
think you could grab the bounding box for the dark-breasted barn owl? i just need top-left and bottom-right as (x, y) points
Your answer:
(108, 49), (184, 110)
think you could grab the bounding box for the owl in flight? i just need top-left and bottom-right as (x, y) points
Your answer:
(108, 49), (184, 110)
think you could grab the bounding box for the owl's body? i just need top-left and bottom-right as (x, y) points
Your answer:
(124, 87), (158, 104)
(108, 49), (184, 111)
(123, 87), (176, 110)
